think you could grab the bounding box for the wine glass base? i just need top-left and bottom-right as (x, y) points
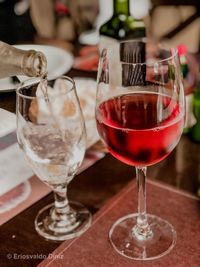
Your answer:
(109, 213), (176, 260)
(35, 201), (92, 241)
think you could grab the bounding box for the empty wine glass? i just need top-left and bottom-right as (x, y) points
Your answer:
(16, 76), (91, 241)
(95, 39), (185, 260)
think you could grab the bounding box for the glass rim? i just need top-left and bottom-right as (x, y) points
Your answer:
(16, 75), (76, 100)
(102, 38), (179, 66)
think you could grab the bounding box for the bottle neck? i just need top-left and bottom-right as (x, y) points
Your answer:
(22, 50), (47, 77)
(0, 41), (47, 78)
(113, 0), (130, 15)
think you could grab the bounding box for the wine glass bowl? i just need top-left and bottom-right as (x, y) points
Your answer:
(96, 40), (185, 260)
(16, 76), (91, 241)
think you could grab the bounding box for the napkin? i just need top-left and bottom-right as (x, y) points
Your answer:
(0, 109), (33, 196)
(39, 180), (200, 267)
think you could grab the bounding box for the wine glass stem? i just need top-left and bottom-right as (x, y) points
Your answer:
(54, 184), (70, 215)
(133, 166), (153, 240)
(43, 182), (82, 234)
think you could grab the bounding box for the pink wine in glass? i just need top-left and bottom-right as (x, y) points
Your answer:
(96, 92), (184, 166)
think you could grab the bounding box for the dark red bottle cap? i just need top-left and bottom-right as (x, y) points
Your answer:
(177, 44), (187, 56)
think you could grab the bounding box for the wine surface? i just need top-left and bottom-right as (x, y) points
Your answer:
(96, 92), (184, 166)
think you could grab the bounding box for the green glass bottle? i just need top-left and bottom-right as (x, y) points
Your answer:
(190, 81), (200, 142)
(99, 0), (146, 49)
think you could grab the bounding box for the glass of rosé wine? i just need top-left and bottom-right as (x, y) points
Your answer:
(95, 40), (185, 260)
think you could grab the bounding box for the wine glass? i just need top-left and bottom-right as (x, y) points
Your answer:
(95, 39), (185, 260)
(16, 76), (91, 241)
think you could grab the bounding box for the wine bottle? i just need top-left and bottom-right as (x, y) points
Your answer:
(99, 0), (146, 87)
(0, 41), (47, 79)
(99, 0), (146, 50)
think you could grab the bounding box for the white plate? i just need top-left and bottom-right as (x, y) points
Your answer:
(0, 44), (74, 92)
(79, 30), (99, 45)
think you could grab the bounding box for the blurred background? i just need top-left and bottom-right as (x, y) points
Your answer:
(0, 0), (199, 52)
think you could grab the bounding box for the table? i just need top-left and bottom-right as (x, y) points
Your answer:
(0, 64), (200, 267)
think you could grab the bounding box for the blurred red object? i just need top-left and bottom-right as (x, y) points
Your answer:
(177, 44), (187, 56)
(54, 0), (70, 16)
(73, 45), (99, 71)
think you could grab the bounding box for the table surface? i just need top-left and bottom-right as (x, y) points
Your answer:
(0, 61), (200, 267)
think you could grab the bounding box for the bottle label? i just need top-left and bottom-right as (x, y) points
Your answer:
(99, 35), (146, 87)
